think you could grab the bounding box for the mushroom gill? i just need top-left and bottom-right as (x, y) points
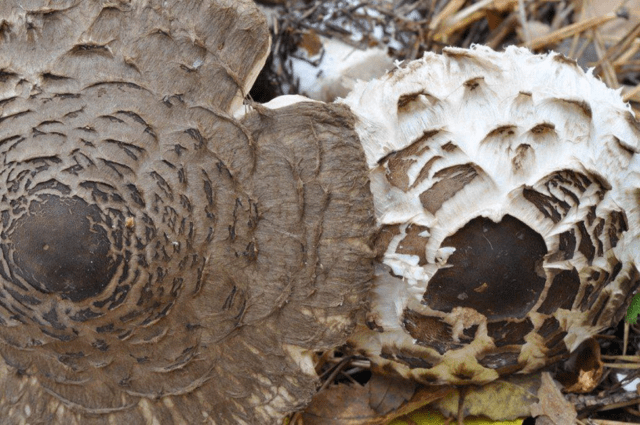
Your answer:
(342, 45), (640, 385)
(0, 1), (374, 424)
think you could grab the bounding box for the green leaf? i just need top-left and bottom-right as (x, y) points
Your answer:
(625, 292), (640, 325)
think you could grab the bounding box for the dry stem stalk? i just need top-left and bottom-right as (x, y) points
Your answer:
(524, 12), (617, 50)
(593, 29), (619, 88)
(433, 0), (520, 41)
(595, 22), (640, 74)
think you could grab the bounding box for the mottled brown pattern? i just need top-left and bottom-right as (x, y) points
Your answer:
(0, 1), (375, 424)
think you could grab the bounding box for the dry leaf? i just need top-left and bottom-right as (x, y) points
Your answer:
(302, 377), (449, 425)
(530, 372), (577, 425)
(302, 382), (377, 425)
(431, 374), (541, 421)
(383, 386), (454, 423)
(369, 374), (417, 415)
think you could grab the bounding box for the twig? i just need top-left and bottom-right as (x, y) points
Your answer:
(524, 13), (617, 50)
(436, 0), (520, 41)
(569, 391), (640, 415)
(592, 28), (619, 88)
(602, 355), (640, 361)
(623, 84), (640, 103)
(429, 0), (466, 33)
(299, 1), (321, 21)
(594, 22), (640, 76)
(517, 0), (530, 45)
(550, 1), (574, 31)
(624, 320), (630, 356)
(602, 363), (640, 369)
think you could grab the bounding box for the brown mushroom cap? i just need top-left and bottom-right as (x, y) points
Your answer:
(0, 1), (374, 423)
(342, 46), (640, 385)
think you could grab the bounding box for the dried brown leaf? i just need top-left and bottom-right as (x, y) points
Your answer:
(302, 377), (449, 425)
(369, 374), (417, 416)
(302, 382), (377, 425)
(530, 372), (577, 425)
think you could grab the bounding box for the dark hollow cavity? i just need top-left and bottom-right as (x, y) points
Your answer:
(7, 195), (119, 302)
(424, 215), (547, 320)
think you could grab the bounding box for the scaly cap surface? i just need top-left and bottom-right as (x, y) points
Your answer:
(343, 45), (640, 384)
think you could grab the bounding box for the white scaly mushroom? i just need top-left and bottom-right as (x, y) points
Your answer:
(340, 45), (640, 384)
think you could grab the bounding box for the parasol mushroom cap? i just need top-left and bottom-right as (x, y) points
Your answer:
(0, 1), (375, 423)
(341, 45), (640, 384)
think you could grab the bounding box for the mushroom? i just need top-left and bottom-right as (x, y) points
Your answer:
(341, 45), (640, 384)
(1, 0), (638, 423)
(0, 1), (374, 424)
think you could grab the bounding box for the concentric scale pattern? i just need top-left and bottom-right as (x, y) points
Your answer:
(0, 1), (374, 424)
(343, 46), (640, 385)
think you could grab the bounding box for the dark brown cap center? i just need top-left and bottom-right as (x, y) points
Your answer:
(7, 195), (119, 302)
(424, 215), (547, 320)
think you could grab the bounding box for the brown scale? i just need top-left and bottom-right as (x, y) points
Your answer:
(419, 163), (482, 214)
(537, 268), (581, 314)
(380, 129), (439, 191)
(396, 224), (430, 266)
